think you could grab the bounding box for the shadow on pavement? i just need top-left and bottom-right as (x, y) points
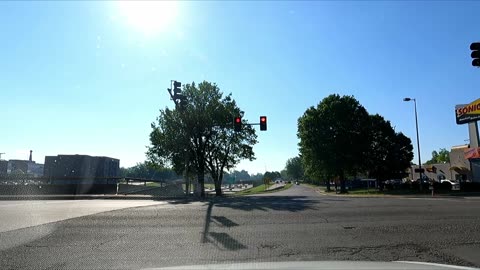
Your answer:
(200, 196), (318, 251)
(201, 201), (247, 251)
(208, 232), (246, 250)
(210, 195), (319, 212)
(212, 216), (239, 227)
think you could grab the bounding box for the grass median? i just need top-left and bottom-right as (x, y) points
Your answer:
(236, 183), (293, 196)
(302, 183), (454, 196)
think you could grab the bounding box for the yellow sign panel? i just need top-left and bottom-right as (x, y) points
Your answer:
(455, 98), (480, 125)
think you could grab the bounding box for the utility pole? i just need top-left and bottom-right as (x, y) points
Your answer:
(167, 80), (191, 196)
(404, 97), (423, 191)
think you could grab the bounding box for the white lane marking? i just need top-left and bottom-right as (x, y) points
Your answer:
(395, 261), (478, 269)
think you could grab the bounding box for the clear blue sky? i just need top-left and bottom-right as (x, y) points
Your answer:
(1, 1), (480, 174)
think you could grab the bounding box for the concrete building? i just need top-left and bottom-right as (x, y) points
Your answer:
(44, 155), (120, 183)
(8, 160), (29, 174)
(0, 160), (7, 176)
(5, 150), (44, 177)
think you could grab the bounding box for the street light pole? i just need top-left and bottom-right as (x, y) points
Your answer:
(404, 98), (423, 190)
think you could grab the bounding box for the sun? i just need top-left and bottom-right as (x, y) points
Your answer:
(116, 1), (178, 36)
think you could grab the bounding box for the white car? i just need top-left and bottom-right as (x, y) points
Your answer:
(441, 179), (460, 190)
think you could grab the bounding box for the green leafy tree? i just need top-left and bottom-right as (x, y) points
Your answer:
(364, 114), (414, 187)
(120, 162), (178, 181)
(285, 156), (304, 180)
(298, 94), (371, 193)
(148, 81), (257, 197)
(425, 148), (450, 164)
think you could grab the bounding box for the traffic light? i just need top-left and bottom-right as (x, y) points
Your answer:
(470, 42), (480, 67)
(260, 116), (267, 131)
(234, 117), (242, 132)
(173, 81), (182, 98)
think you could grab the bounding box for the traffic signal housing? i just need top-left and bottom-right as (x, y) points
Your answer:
(172, 81), (182, 98)
(470, 42), (480, 67)
(234, 117), (242, 132)
(260, 116), (267, 131)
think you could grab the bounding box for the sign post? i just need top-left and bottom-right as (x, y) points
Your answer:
(455, 98), (480, 183)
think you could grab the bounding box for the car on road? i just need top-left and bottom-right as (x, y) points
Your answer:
(295, 181), (299, 185)
(441, 179), (460, 190)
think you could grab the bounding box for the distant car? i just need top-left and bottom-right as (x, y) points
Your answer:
(295, 181), (299, 185)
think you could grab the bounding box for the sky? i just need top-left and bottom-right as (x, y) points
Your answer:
(1, 1), (480, 174)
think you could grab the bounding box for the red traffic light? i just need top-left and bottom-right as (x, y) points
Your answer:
(234, 117), (242, 132)
(260, 116), (267, 131)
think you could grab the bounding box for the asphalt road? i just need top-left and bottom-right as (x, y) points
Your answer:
(1, 185), (480, 269)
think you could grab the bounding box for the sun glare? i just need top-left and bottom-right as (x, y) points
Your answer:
(116, 1), (178, 36)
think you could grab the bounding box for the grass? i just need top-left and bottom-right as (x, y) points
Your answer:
(146, 182), (162, 187)
(236, 183), (293, 196)
(346, 189), (383, 195)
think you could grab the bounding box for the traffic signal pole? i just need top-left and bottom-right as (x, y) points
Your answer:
(167, 80), (191, 197)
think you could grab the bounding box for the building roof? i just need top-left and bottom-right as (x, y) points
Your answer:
(451, 144), (469, 150)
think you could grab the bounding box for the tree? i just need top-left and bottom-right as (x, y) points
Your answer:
(425, 148), (450, 164)
(364, 114), (413, 188)
(120, 162), (178, 180)
(148, 81), (257, 197)
(298, 94), (371, 193)
(285, 156), (304, 180)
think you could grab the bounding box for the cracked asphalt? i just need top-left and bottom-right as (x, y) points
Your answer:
(1, 184), (480, 269)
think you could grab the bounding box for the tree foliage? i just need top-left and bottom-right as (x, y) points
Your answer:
(365, 114), (414, 186)
(263, 171), (281, 181)
(119, 162), (178, 181)
(298, 94), (414, 193)
(147, 81), (257, 197)
(425, 148), (450, 164)
(285, 156), (304, 180)
(298, 94), (371, 193)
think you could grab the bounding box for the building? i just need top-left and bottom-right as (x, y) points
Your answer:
(8, 160), (29, 174)
(44, 155), (120, 183)
(5, 150), (44, 177)
(0, 160), (7, 176)
(409, 144), (480, 182)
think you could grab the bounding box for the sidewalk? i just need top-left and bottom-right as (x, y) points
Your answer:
(266, 183), (285, 191)
(0, 194), (187, 200)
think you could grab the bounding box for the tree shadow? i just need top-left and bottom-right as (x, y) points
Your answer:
(198, 196), (319, 251)
(207, 232), (246, 250)
(211, 216), (238, 227)
(201, 201), (246, 251)
(210, 195), (319, 212)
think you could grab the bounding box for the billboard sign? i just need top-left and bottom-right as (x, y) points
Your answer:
(465, 147), (480, 159)
(455, 98), (480, 125)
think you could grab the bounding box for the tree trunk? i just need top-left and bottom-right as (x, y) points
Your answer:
(197, 162), (205, 199)
(214, 179), (222, 196)
(211, 171), (223, 197)
(340, 172), (347, 193)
